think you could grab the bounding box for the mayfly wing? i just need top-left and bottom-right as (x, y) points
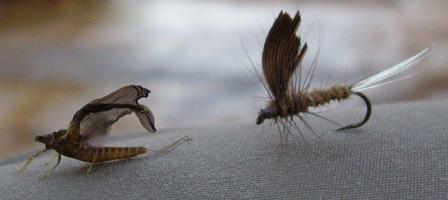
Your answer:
(262, 10), (308, 101)
(134, 104), (156, 133)
(80, 85), (157, 142)
(89, 85), (150, 105)
(66, 85), (156, 142)
(79, 108), (132, 144)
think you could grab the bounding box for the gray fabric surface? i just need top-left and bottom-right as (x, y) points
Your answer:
(1, 100), (447, 199)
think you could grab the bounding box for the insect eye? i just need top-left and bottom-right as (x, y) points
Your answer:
(35, 135), (44, 142)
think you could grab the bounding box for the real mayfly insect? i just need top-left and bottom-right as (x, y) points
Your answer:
(255, 10), (432, 144)
(17, 85), (191, 178)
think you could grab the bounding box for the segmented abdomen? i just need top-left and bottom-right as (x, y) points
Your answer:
(72, 146), (147, 163)
(304, 85), (351, 108)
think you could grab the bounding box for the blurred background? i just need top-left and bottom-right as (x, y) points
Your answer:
(0, 0), (447, 159)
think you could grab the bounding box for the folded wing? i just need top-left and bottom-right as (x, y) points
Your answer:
(66, 85), (156, 143)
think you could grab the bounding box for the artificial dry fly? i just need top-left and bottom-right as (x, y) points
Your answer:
(17, 85), (191, 178)
(255, 10), (432, 144)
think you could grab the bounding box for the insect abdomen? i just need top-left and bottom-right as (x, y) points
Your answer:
(73, 147), (147, 163)
(305, 85), (351, 108)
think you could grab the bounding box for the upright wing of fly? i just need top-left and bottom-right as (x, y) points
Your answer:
(66, 85), (156, 142)
(262, 11), (308, 101)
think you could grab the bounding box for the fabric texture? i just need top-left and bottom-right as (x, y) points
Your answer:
(1, 100), (447, 199)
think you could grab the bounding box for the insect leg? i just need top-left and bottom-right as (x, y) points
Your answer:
(157, 136), (192, 153)
(297, 115), (322, 141)
(53, 153), (62, 170)
(336, 92), (372, 131)
(43, 152), (58, 166)
(277, 118), (303, 153)
(280, 120), (290, 154)
(274, 119), (287, 153)
(39, 154), (62, 180)
(289, 117), (311, 149)
(86, 149), (99, 174)
(17, 149), (48, 173)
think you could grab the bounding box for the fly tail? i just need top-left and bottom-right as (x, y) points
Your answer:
(351, 44), (434, 92)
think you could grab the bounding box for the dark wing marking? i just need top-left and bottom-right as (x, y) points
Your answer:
(262, 11), (308, 101)
(66, 85), (156, 142)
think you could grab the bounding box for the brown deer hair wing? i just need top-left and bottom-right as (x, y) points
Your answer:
(262, 11), (307, 101)
(66, 85), (156, 142)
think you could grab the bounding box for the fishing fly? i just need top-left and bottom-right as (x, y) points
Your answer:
(255, 10), (432, 145)
(17, 85), (191, 178)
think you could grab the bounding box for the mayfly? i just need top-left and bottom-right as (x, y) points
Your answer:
(17, 85), (191, 177)
(255, 11), (432, 142)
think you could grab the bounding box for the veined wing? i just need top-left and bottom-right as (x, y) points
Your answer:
(262, 10), (308, 101)
(66, 85), (156, 142)
(90, 85), (150, 105)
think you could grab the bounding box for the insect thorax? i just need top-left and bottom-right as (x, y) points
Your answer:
(265, 96), (308, 119)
